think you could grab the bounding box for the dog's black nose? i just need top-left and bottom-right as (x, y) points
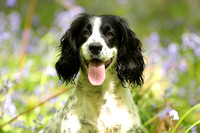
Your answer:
(89, 43), (102, 55)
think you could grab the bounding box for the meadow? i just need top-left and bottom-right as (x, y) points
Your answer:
(0, 0), (200, 132)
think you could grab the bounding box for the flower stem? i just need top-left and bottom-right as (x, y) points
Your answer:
(168, 118), (173, 133)
(143, 115), (158, 127)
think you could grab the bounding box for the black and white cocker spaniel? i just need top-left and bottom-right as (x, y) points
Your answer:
(40, 13), (145, 133)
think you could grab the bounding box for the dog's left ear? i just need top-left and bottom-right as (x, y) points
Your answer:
(117, 18), (145, 87)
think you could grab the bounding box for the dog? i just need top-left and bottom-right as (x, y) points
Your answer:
(39, 13), (144, 133)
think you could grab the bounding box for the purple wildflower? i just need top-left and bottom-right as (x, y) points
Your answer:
(159, 106), (171, 119)
(181, 32), (200, 57)
(14, 120), (26, 128)
(194, 47), (200, 57)
(162, 58), (176, 72)
(3, 79), (13, 89)
(69, 6), (84, 18)
(167, 43), (179, 57)
(54, 6), (84, 33)
(3, 94), (16, 117)
(150, 52), (162, 64)
(178, 60), (188, 72)
(34, 86), (41, 96)
(37, 114), (43, 122)
(49, 107), (57, 113)
(159, 105), (179, 121)
(6, 0), (16, 7)
(8, 12), (21, 32)
(0, 32), (11, 42)
(144, 32), (164, 64)
(182, 33), (196, 50)
(144, 32), (160, 51)
(191, 126), (197, 133)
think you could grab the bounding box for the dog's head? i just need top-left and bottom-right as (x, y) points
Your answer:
(56, 13), (144, 87)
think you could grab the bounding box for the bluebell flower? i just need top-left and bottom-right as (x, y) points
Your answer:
(37, 114), (43, 122)
(162, 58), (176, 72)
(54, 5), (84, 33)
(178, 60), (188, 72)
(144, 32), (167, 64)
(2, 79), (13, 89)
(167, 43), (179, 57)
(6, 0), (16, 7)
(14, 120), (26, 128)
(8, 12), (21, 32)
(182, 33), (196, 50)
(49, 107), (57, 113)
(159, 106), (171, 119)
(34, 86), (41, 96)
(194, 47), (200, 57)
(191, 126), (197, 133)
(3, 94), (16, 117)
(164, 88), (173, 98)
(181, 32), (200, 57)
(169, 109), (179, 120)
(0, 32), (11, 42)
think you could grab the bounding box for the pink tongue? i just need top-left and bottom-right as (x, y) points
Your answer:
(88, 61), (105, 86)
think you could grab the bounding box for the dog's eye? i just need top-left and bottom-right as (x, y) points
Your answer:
(82, 30), (90, 38)
(106, 32), (114, 38)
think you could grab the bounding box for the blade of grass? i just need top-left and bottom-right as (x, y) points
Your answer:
(143, 115), (158, 127)
(184, 120), (200, 133)
(172, 103), (200, 133)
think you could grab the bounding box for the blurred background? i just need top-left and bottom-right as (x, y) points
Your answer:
(0, 0), (200, 132)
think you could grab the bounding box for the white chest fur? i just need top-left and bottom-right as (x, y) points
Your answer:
(97, 89), (134, 132)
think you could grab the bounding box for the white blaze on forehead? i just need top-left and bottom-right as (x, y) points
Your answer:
(91, 17), (102, 37)
(89, 17), (103, 42)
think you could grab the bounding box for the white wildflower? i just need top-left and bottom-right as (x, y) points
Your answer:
(169, 109), (179, 120)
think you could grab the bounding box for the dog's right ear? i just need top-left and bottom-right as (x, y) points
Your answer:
(55, 14), (87, 85)
(55, 30), (80, 84)
(55, 13), (92, 84)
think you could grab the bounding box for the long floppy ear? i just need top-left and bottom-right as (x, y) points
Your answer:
(55, 30), (80, 84)
(117, 18), (145, 87)
(55, 14), (89, 84)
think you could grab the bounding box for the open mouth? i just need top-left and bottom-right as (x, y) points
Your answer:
(83, 57), (113, 86)
(84, 57), (113, 69)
